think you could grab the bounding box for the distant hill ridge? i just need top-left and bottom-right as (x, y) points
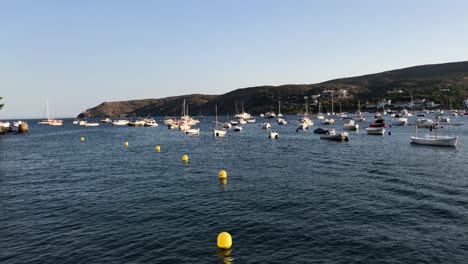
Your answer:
(78, 61), (468, 118)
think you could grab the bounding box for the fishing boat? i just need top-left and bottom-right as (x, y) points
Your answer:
(411, 114), (458, 146)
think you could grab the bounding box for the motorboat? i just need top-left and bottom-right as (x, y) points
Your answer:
(268, 131), (279, 139)
(366, 127), (385, 135)
(369, 118), (386, 127)
(343, 119), (359, 130)
(233, 126), (242, 132)
(79, 120), (87, 126)
(320, 130), (349, 141)
(261, 122), (271, 129)
(85, 122), (99, 127)
(101, 118), (111, 123)
(128, 120), (146, 127)
(314, 127), (333, 134)
(144, 118), (158, 127)
(185, 128), (200, 135)
(297, 122), (308, 131)
(112, 119), (129, 126)
(277, 118), (288, 125)
(321, 118), (335, 125)
(392, 117), (408, 126)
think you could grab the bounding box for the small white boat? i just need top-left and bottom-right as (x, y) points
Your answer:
(343, 119), (359, 130)
(265, 111), (276, 119)
(230, 120), (239, 126)
(238, 117), (247, 125)
(144, 118), (158, 127)
(178, 122), (191, 131)
(168, 123), (179, 129)
(128, 120), (146, 127)
(0, 121), (11, 129)
(223, 122), (232, 128)
(112, 119), (129, 126)
(321, 118), (335, 125)
(247, 117), (256, 123)
(411, 135), (458, 146)
(72, 120), (79, 124)
(411, 114), (458, 146)
(297, 122), (308, 131)
(320, 130), (349, 141)
(233, 126), (243, 132)
(185, 128), (200, 135)
(268, 131), (279, 139)
(85, 122), (99, 127)
(101, 118), (111, 123)
(277, 118), (288, 125)
(261, 122), (271, 129)
(392, 117), (408, 126)
(366, 127), (385, 135)
(79, 120), (87, 126)
(299, 117), (314, 126)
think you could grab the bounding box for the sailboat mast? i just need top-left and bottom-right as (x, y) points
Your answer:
(215, 104), (218, 129)
(331, 92), (334, 115)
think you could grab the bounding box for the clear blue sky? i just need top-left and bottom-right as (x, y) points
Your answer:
(1, 0), (468, 118)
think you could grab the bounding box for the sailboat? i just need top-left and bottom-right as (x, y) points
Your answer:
(38, 99), (63, 126)
(355, 100), (365, 122)
(317, 102), (325, 120)
(277, 100), (283, 117)
(410, 114), (458, 146)
(214, 104), (227, 137)
(299, 96), (313, 126)
(277, 100), (287, 125)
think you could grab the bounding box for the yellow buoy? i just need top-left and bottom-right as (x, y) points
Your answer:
(217, 232), (232, 249)
(124, 141), (129, 147)
(182, 154), (189, 163)
(218, 170), (227, 179)
(80, 137), (85, 142)
(155, 145), (161, 152)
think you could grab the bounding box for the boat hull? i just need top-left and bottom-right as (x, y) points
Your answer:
(410, 136), (458, 146)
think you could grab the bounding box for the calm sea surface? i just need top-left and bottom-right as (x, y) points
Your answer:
(2, 114), (468, 263)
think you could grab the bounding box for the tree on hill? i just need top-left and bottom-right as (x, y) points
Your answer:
(0, 97), (3, 110)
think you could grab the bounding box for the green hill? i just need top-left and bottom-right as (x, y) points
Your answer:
(78, 61), (468, 117)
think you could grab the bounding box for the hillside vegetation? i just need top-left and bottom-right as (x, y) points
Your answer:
(78, 61), (468, 118)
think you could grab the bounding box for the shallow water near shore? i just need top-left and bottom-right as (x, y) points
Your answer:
(2, 114), (468, 263)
